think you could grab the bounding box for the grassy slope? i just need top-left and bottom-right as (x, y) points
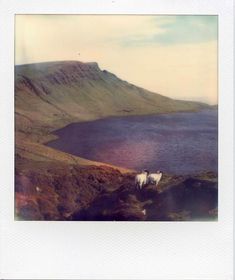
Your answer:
(15, 158), (217, 221)
(15, 61), (217, 221)
(15, 60), (210, 170)
(15, 61), (209, 134)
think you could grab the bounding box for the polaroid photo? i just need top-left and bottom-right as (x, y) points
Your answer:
(0, 0), (233, 279)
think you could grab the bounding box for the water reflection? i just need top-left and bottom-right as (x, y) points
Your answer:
(47, 110), (218, 175)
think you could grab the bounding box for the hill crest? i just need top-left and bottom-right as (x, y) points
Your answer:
(15, 60), (210, 138)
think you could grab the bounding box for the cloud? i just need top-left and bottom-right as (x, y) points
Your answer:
(122, 15), (218, 46)
(15, 15), (218, 104)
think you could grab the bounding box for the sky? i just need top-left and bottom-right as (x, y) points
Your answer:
(15, 15), (218, 104)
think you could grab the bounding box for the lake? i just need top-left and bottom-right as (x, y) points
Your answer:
(46, 110), (218, 175)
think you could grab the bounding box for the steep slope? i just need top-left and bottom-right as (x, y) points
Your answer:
(15, 158), (217, 221)
(15, 61), (209, 138)
(15, 60), (217, 221)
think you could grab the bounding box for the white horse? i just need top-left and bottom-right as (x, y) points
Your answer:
(148, 171), (163, 187)
(135, 170), (149, 190)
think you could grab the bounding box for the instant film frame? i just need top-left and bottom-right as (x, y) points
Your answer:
(15, 15), (219, 221)
(0, 0), (233, 279)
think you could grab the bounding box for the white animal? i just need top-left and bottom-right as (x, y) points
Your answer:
(148, 171), (163, 187)
(36, 186), (42, 193)
(135, 170), (149, 190)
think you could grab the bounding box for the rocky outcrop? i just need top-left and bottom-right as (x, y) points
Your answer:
(15, 61), (217, 222)
(15, 158), (218, 221)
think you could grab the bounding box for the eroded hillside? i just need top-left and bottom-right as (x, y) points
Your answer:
(15, 61), (217, 221)
(15, 61), (210, 140)
(16, 158), (217, 221)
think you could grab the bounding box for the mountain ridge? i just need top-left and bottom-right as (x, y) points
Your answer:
(15, 60), (210, 139)
(15, 60), (218, 221)
(15, 60), (213, 171)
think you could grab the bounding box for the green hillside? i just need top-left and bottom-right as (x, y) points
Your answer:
(15, 60), (217, 221)
(15, 61), (209, 137)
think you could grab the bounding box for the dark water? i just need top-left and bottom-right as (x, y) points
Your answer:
(47, 110), (218, 175)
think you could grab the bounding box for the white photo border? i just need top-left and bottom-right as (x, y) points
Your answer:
(0, 0), (233, 279)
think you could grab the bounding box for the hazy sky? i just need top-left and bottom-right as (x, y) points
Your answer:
(15, 15), (218, 104)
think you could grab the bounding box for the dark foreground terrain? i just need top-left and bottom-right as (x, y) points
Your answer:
(15, 61), (218, 221)
(15, 158), (217, 221)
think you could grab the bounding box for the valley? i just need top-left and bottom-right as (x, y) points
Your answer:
(15, 61), (218, 221)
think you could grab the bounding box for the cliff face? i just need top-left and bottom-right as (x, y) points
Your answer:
(15, 61), (217, 221)
(15, 61), (209, 137)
